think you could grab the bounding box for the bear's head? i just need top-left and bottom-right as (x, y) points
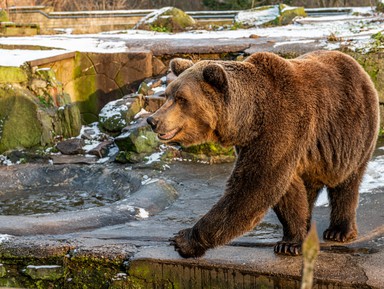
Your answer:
(147, 58), (229, 147)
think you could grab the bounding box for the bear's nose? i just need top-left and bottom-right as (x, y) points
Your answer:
(147, 116), (158, 130)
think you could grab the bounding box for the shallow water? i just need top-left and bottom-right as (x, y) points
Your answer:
(0, 165), (141, 216)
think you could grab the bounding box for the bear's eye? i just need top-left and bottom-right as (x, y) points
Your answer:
(176, 96), (187, 105)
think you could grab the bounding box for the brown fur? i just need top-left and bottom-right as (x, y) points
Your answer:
(147, 51), (380, 257)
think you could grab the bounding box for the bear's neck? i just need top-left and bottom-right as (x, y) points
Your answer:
(216, 71), (267, 147)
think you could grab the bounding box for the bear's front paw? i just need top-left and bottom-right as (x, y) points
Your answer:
(169, 228), (206, 258)
(323, 226), (357, 242)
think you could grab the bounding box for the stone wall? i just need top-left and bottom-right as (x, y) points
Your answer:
(7, 6), (145, 34)
(30, 51), (166, 123)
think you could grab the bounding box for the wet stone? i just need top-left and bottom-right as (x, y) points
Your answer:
(56, 138), (85, 155)
(24, 265), (64, 281)
(87, 140), (113, 158)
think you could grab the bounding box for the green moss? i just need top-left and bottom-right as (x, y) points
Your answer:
(183, 142), (232, 156)
(139, 7), (195, 32)
(0, 66), (28, 84)
(56, 104), (82, 138)
(0, 10), (9, 22)
(115, 126), (159, 154)
(278, 4), (306, 26)
(24, 265), (64, 281)
(0, 87), (42, 153)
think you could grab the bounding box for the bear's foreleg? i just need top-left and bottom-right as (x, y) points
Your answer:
(171, 145), (298, 258)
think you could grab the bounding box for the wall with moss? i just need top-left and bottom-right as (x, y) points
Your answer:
(40, 51), (158, 124)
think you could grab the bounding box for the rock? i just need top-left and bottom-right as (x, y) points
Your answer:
(115, 150), (149, 164)
(24, 265), (64, 281)
(165, 143), (236, 164)
(114, 118), (160, 164)
(50, 154), (98, 165)
(0, 66), (28, 84)
(87, 140), (113, 158)
(56, 138), (85, 155)
(56, 104), (82, 138)
(114, 125), (158, 154)
(152, 56), (167, 76)
(137, 81), (150, 95)
(64, 51), (153, 124)
(278, 4), (307, 25)
(0, 86), (51, 152)
(235, 4), (306, 27)
(134, 7), (196, 32)
(3, 150), (50, 164)
(98, 94), (144, 133)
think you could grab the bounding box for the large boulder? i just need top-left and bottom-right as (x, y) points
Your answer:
(0, 85), (81, 153)
(134, 7), (196, 32)
(235, 4), (306, 27)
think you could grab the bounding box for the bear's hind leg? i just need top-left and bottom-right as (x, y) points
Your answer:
(323, 166), (366, 242)
(273, 177), (309, 256)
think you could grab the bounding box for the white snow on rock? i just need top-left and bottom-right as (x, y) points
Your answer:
(235, 6), (279, 26)
(145, 151), (164, 164)
(0, 234), (11, 243)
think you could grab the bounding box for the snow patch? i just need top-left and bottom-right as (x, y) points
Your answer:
(360, 155), (384, 193)
(235, 6), (279, 26)
(0, 234), (11, 243)
(145, 151), (164, 164)
(134, 108), (149, 119)
(26, 265), (61, 269)
(136, 208), (149, 219)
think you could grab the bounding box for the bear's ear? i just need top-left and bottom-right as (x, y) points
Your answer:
(170, 58), (194, 76)
(202, 63), (228, 93)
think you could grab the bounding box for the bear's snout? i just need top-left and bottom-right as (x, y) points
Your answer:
(147, 116), (158, 131)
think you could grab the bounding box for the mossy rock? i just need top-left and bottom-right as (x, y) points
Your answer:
(114, 125), (159, 154)
(0, 85), (81, 153)
(0, 66), (28, 84)
(134, 7), (195, 32)
(235, 4), (306, 27)
(24, 265), (64, 281)
(0, 86), (45, 152)
(0, 10), (9, 22)
(115, 150), (149, 164)
(183, 142), (234, 156)
(180, 143), (235, 163)
(99, 95), (144, 133)
(56, 103), (82, 138)
(277, 4), (306, 25)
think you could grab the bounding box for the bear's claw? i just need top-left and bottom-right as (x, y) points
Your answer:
(323, 227), (357, 242)
(274, 242), (302, 256)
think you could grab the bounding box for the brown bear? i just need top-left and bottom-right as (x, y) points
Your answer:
(147, 51), (380, 258)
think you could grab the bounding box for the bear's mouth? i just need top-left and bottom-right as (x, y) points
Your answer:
(158, 127), (181, 141)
